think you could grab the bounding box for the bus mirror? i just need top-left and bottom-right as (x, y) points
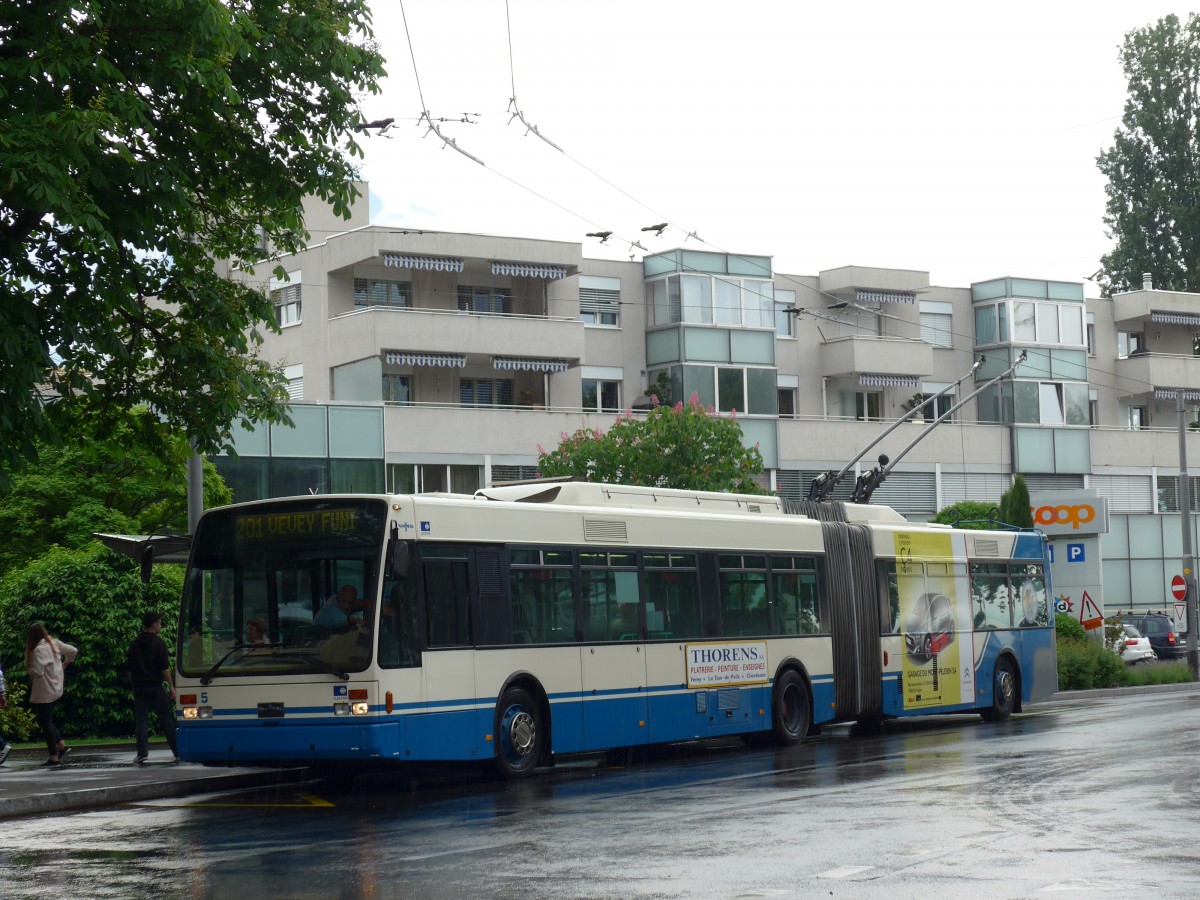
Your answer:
(390, 541), (410, 579)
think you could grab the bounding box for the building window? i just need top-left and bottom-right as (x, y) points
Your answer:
(910, 389), (953, 422)
(718, 367), (746, 413)
(1129, 406), (1147, 429)
(284, 364), (303, 401)
(580, 275), (620, 326)
(856, 392), (881, 421)
(354, 278), (410, 308)
(1086, 314), (1096, 356)
(460, 378), (513, 408)
(458, 286), (512, 315)
(383, 374), (410, 404)
(583, 379), (620, 412)
(271, 282), (301, 327)
(778, 388), (796, 418)
(919, 301), (953, 348)
(1118, 331), (1145, 358)
(775, 289), (796, 337)
(1013, 380), (1090, 426)
(646, 275), (773, 328)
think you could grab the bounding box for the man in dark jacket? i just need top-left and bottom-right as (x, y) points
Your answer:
(125, 611), (180, 765)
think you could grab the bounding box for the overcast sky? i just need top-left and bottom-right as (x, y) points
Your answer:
(353, 2), (1194, 291)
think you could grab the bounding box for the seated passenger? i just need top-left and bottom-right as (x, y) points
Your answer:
(314, 584), (357, 628)
(246, 617), (270, 645)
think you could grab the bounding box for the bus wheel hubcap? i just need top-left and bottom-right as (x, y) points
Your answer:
(506, 710), (535, 755)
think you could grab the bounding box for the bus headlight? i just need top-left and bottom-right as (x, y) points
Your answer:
(351, 701), (369, 716)
(183, 707), (199, 720)
(333, 702), (351, 716)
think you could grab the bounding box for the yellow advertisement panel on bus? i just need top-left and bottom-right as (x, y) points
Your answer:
(893, 531), (972, 710)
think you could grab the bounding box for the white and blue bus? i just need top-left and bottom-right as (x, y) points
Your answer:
(174, 481), (1056, 777)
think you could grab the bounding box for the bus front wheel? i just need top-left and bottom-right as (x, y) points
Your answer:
(495, 687), (542, 779)
(980, 658), (1017, 722)
(771, 669), (810, 746)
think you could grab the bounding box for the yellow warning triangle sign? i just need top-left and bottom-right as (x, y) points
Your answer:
(1080, 590), (1104, 630)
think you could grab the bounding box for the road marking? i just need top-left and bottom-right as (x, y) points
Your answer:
(1040, 880), (1112, 892)
(815, 865), (874, 879)
(132, 791), (334, 809)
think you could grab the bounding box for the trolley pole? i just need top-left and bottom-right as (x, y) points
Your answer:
(1177, 392), (1198, 681)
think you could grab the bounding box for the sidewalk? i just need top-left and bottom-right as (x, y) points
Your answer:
(0, 745), (307, 820)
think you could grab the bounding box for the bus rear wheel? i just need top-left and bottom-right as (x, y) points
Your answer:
(495, 687), (542, 779)
(980, 658), (1017, 722)
(772, 669), (810, 746)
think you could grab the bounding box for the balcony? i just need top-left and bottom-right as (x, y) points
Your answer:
(328, 306), (585, 367)
(1111, 287), (1200, 327)
(819, 335), (933, 383)
(1114, 352), (1200, 402)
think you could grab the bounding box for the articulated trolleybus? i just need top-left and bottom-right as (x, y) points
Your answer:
(175, 482), (1056, 777)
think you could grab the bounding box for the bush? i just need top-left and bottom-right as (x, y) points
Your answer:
(0, 545), (182, 739)
(1056, 612), (1086, 642)
(0, 678), (37, 743)
(1055, 612), (1129, 690)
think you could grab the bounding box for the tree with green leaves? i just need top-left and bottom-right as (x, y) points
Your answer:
(1097, 14), (1200, 293)
(929, 500), (1000, 530)
(0, 401), (231, 579)
(537, 395), (768, 494)
(0, 1), (385, 474)
(0, 545), (183, 739)
(999, 473), (1034, 529)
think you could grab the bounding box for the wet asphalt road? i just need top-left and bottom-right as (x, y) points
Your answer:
(2, 691), (1198, 899)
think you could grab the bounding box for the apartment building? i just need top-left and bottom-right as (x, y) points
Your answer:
(214, 184), (1200, 616)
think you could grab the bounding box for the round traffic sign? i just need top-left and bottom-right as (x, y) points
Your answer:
(1171, 574), (1187, 601)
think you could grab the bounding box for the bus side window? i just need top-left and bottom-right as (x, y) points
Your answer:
(424, 556), (471, 647)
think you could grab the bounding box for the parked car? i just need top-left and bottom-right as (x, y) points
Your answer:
(1122, 612), (1184, 660)
(1115, 624), (1156, 665)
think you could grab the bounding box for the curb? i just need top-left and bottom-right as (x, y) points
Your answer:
(1044, 680), (1200, 703)
(0, 766), (311, 821)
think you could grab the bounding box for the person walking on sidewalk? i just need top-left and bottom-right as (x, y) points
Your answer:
(125, 611), (180, 765)
(0, 658), (11, 767)
(25, 622), (77, 766)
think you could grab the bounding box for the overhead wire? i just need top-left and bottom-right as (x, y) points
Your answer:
(378, 4), (1165, 410)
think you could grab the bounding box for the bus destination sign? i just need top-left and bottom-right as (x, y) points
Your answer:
(235, 508), (361, 541)
(685, 642), (769, 688)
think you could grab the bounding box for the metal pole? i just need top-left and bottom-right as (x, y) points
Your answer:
(187, 447), (204, 536)
(1178, 392), (1199, 680)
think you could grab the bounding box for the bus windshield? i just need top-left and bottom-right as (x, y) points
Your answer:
(178, 499), (388, 679)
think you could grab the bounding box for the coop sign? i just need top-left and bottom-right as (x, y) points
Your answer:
(685, 642), (769, 688)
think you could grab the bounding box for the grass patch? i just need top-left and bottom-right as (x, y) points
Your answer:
(1124, 661), (1194, 685)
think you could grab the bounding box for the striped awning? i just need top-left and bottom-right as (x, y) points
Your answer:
(382, 253), (464, 273)
(856, 289), (916, 305)
(491, 261), (567, 280)
(493, 356), (569, 373)
(1155, 387), (1200, 401)
(1151, 310), (1200, 326)
(384, 351), (466, 368)
(859, 373), (919, 388)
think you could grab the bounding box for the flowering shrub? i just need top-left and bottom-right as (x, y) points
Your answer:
(537, 393), (766, 494)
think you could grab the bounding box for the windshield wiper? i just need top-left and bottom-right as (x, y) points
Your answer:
(200, 643), (255, 685)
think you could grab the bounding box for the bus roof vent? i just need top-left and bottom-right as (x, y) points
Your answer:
(974, 538), (1000, 558)
(584, 518), (629, 543)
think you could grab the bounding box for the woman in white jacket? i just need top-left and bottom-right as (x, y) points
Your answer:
(25, 622), (78, 766)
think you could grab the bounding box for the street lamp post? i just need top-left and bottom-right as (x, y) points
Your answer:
(1177, 392), (1199, 680)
